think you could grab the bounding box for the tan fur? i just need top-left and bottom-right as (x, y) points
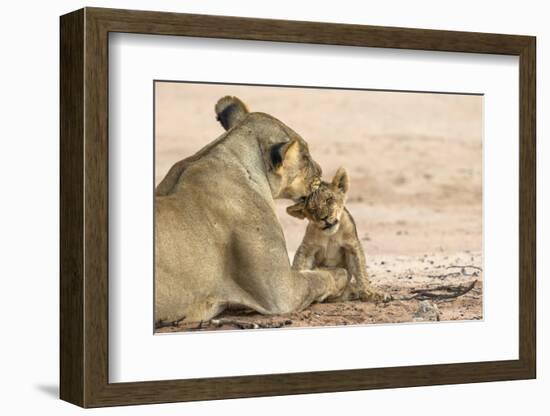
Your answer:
(155, 97), (348, 326)
(287, 168), (385, 302)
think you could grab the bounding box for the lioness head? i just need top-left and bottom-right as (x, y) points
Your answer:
(267, 137), (322, 200)
(215, 96), (322, 200)
(287, 167), (350, 235)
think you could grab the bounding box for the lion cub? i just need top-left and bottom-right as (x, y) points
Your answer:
(287, 167), (383, 302)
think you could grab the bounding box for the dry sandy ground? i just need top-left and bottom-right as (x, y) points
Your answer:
(154, 82), (483, 333)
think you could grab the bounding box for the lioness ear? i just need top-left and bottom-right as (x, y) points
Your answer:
(333, 167), (350, 194)
(286, 201), (306, 219)
(215, 96), (249, 130)
(270, 140), (299, 171)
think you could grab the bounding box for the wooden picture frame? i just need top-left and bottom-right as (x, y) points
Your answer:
(60, 7), (536, 408)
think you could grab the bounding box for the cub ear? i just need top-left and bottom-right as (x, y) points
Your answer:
(270, 139), (299, 170)
(286, 201), (307, 220)
(332, 167), (350, 194)
(215, 96), (249, 130)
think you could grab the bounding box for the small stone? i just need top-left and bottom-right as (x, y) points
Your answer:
(413, 301), (441, 322)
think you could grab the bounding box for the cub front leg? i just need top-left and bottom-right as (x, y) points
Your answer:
(292, 242), (319, 271)
(344, 246), (387, 303)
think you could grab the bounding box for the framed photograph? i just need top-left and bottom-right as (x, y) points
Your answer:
(60, 7), (536, 408)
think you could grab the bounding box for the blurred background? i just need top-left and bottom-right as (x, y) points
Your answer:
(155, 82), (482, 259)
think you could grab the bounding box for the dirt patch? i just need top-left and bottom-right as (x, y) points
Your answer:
(156, 252), (483, 333)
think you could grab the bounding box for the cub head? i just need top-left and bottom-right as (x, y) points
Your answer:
(215, 96), (322, 201)
(287, 167), (350, 235)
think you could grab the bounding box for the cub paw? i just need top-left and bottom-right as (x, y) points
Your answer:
(359, 289), (392, 304)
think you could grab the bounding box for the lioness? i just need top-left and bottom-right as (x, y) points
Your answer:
(155, 96), (349, 326)
(287, 168), (385, 302)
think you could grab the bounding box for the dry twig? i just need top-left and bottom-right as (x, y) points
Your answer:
(408, 280), (477, 301)
(155, 316), (186, 329)
(427, 265), (482, 279)
(210, 318), (292, 329)
(446, 265), (483, 271)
